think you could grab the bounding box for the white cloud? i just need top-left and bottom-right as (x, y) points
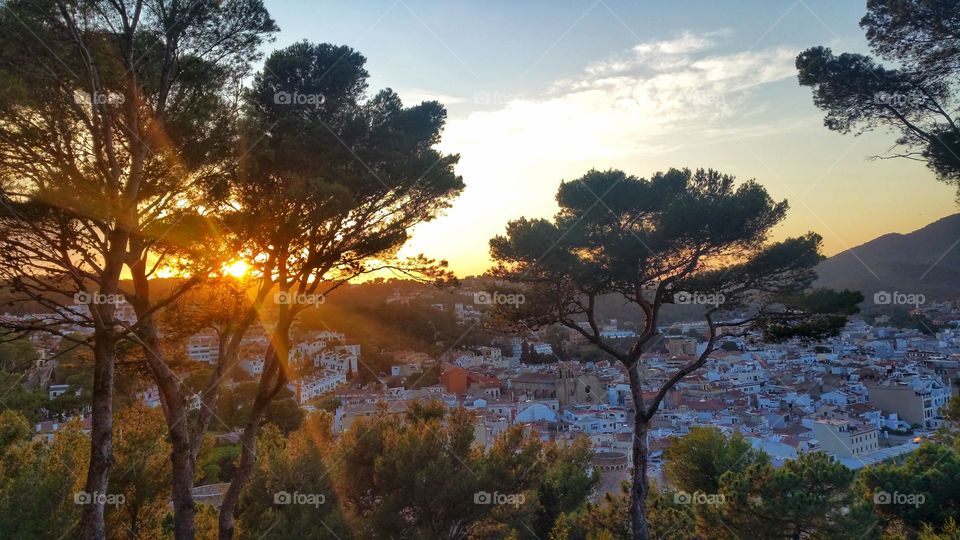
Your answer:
(586, 29), (734, 75)
(404, 31), (804, 273)
(395, 87), (465, 105)
(441, 36), (797, 162)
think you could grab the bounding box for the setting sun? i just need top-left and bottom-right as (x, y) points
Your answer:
(224, 260), (250, 278)
(1, 2), (958, 538)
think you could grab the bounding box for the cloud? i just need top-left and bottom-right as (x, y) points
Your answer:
(396, 87), (465, 105)
(404, 31), (804, 274)
(585, 29), (734, 75)
(441, 34), (798, 162)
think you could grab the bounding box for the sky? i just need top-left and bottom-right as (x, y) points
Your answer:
(264, 0), (958, 277)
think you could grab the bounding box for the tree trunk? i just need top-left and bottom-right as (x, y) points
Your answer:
(126, 251), (196, 539)
(627, 358), (651, 540)
(80, 327), (117, 540)
(129, 505), (139, 538)
(135, 307), (197, 540)
(216, 400), (265, 540)
(218, 339), (286, 540)
(168, 409), (197, 540)
(190, 319), (252, 463)
(78, 199), (131, 539)
(630, 412), (651, 540)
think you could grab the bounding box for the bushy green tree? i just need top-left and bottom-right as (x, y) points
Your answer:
(216, 38), (464, 537)
(918, 517), (960, 540)
(549, 513), (571, 540)
(664, 427), (769, 495)
(236, 415), (350, 539)
(332, 402), (594, 539)
(707, 452), (860, 539)
(0, 338), (38, 373)
(0, 417), (88, 538)
(0, 371), (47, 421)
(215, 382), (305, 434)
(0, 410), (31, 454)
(526, 438), (598, 537)
(107, 404), (172, 539)
(488, 168), (861, 539)
(575, 482), (695, 540)
(0, 0), (278, 535)
(859, 443), (960, 532)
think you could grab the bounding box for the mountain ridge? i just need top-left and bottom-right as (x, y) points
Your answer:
(815, 213), (960, 301)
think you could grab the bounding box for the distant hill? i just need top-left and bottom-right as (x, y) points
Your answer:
(815, 213), (960, 302)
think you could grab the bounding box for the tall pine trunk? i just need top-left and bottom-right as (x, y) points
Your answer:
(81, 327), (117, 540)
(630, 414), (651, 540)
(80, 236), (127, 540)
(217, 394), (269, 540)
(627, 360), (651, 540)
(219, 325), (288, 540)
(168, 409), (197, 540)
(128, 269), (197, 539)
(136, 314), (197, 539)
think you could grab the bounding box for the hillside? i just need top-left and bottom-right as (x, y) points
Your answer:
(815, 213), (960, 302)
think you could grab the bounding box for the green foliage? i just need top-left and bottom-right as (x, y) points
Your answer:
(404, 364), (441, 389)
(313, 395), (343, 413)
(945, 396), (960, 451)
(229, 39), (464, 290)
(489, 167), (860, 362)
(488, 167), (860, 539)
(575, 482), (696, 540)
(200, 444), (242, 484)
(0, 419), (88, 539)
(215, 382), (305, 434)
(919, 517), (960, 540)
(332, 404), (595, 539)
(859, 443), (960, 531)
(107, 404), (172, 538)
(0, 410), (31, 454)
(576, 482), (632, 539)
(526, 438), (598, 538)
(46, 381), (92, 417)
(0, 371), (46, 422)
(237, 415), (350, 539)
(549, 512), (571, 540)
(0, 338), (38, 373)
(707, 451), (860, 539)
(664, 427), (769, 494)
(796, 0), (960, 192)
(866, 307), (941, 335)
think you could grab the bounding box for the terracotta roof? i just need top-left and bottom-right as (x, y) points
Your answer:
(682, 399), (727, 412)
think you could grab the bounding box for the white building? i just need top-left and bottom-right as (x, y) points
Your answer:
(297, 371), (347, 403)
(810, 418), (879, 458)
(187, 334), (218, 364)
(240, 357), (264, 376)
